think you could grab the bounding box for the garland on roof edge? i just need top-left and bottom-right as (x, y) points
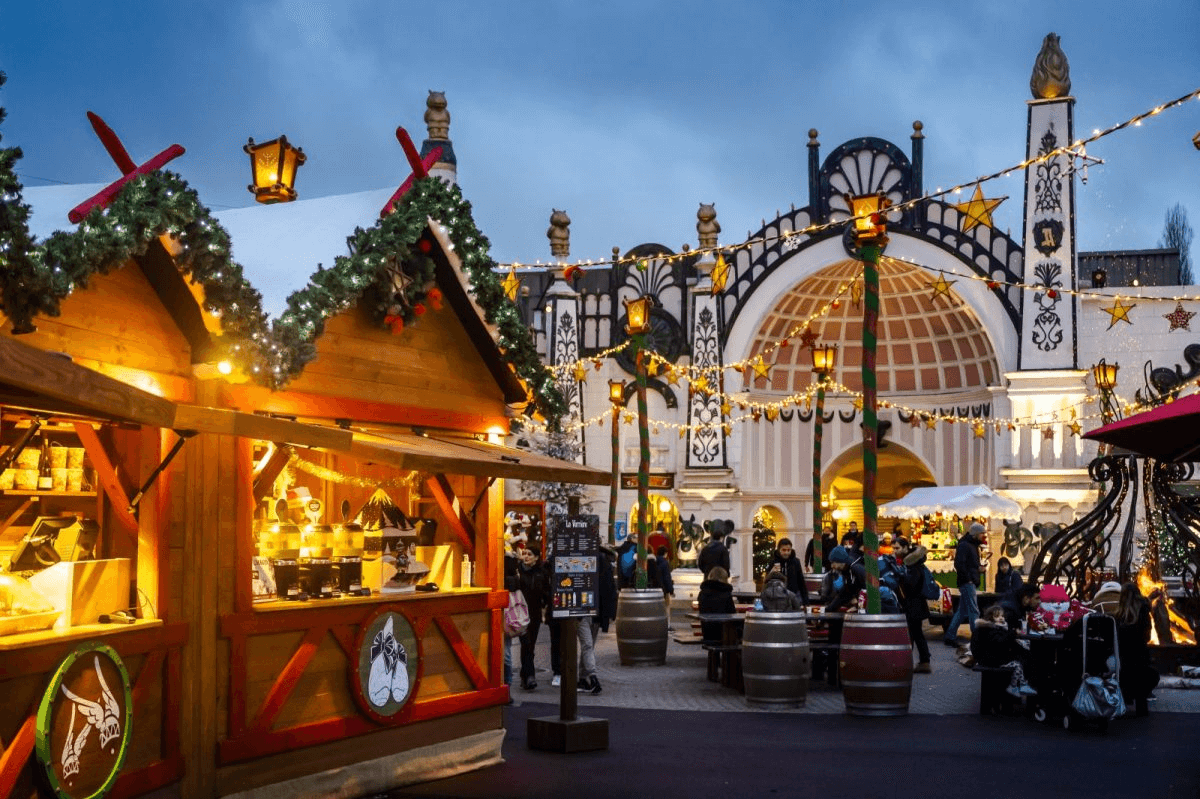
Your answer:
(0, 77), (564, 424)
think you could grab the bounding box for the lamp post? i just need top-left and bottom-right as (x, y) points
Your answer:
(608, 379), (625, 546)
(244, 135), (306, 203)
(810, 344), (837, 574)
(846, 192), (890, 614)
(1093, 359), (1120, 424)
(624, 295), (653, 589)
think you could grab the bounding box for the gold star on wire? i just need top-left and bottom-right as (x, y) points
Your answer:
(954, 185), (1006, 233)
(502, 267), (520, 302)
(573, 363), (588, 382)
(720, 400), (732, 416)
(623, 412), (635, 425)
(711, 253), (730, 295)
(722, 423), (732, 436)
(678, 428), (686, 439)
(929, 273), (956, 301)
(646, 358), (660, 377)
(852, 396), (864, 411)
(1164, 302), (1196, 332)
(693, 375), (710, 394)
(752, 356), (771, 381)
(973, 423), (986, 439)
(765, 406), (779, 422)
(1069, 421), (1082, 437)
(666, 368), (681, 386)
(1102, 298), (1136, 329)
(925, 417), (937, 430)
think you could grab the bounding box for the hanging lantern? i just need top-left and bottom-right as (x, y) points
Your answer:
(608, 379), (626, 405)
(623, 295), (652, 335)
(844, 192), (890, 244)
(245, 135), (307, 203)
(1092, 359), (1119, 392)
(811, 344), (838, 378)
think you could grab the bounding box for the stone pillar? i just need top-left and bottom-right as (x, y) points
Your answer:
(686, 204), (728, 470)
(420, 90), (457, 185)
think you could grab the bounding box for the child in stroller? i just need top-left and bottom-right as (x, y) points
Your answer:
(1029, 612), (1121, 730)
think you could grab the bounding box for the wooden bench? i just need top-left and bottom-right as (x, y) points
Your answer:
(702, 643), (743, 690)
(972, 664), (1017, 716)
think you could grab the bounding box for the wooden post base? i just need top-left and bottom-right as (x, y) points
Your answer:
(526, 716), (609, 753)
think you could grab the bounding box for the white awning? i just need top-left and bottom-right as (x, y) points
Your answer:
(878, 485), (1022, 520)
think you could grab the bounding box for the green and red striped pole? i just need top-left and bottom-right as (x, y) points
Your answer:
(635, 342), (649, 589)
(811, 378), (827, 574)
(609, 387), (621, 546)
(860, 242), (882, 614)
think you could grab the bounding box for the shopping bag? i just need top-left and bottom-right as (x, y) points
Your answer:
(1071, 673), (1126, 720)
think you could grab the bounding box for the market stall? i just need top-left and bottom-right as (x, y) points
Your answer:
(879, 484), (1023, 591)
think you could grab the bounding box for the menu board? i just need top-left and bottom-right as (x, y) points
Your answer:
(548, 514), (599, 618)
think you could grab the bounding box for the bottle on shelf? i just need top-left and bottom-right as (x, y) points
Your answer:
(37, 435), (54, 491)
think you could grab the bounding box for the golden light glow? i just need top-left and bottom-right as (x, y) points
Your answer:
(217, 360), (234, 375)
(811, 344), (837, 377)
(608, 379), (625, 405)
(245, 135), (306, 204)
(657, 497), (672, 514)
(1092, 359), (1119, 392)
(623, 295), (652, 335)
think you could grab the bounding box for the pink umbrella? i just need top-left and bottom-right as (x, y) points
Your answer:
(1083, 391), (1200, 462)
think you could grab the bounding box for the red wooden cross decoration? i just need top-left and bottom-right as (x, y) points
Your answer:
(68, 112), (186, 223)
(379, 126), (443, 218)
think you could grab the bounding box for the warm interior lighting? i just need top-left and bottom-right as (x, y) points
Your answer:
(811, 344), (838, 377)
(623, 295), (652, 336)
(217, 360), (234, 375)
(609, 379), (626, 405)
(845, 192), (889, 241)
(1092, 359), (1119, 392)
(657, 497), (672, 514)
(245, 135), (306, 204)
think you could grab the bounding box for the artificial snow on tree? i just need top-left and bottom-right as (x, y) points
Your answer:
(514, 427), (592, 518)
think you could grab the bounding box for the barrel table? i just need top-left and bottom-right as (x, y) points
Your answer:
(838, 612), (913, 716)
(616, 588), (668, 665)
(741, 611), (810, 707)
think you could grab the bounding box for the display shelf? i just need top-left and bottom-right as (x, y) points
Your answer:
(251, 586), (491, 612)
(0, 617), (162, 651)
(0, 490), (98, 497)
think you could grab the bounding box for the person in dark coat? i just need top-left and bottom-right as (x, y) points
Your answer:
(823, 546), (866, 612)
(655, 545), (674, 605)
(759, 566), (802, 611)
(971, 604), (1037, 697)
(615, 532), (639, 589)
(516, 545), (550, 690)
(697, 522), (732, 579)
(1000, 583), (1041, 629)
(898, 539), (933, 673)
(697, 565), (736, 643)
(994, 557), (1024, 599)
(577, 545), (618, 694)
(942, 522), (985, 646)
(1115, 582), (1159, 715)
(767, 537), (810, 605)
(804, 527), (838, 573)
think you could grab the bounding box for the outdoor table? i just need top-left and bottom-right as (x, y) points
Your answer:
(1016, 631), (1066, 695)
(806, 607), (845, 686)
(688, 612), (746, 690)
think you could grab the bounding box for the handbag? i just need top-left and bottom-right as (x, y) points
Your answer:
(1070, 614), (1126, 720)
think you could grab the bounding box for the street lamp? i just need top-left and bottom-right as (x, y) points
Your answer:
(624, 295), (653, 589)
(608, 378), (625, 545)
(845, 191), (890, 614)
(1091, 268), (1108, 289)
(1093, 359), (1121, 423)
(244, 135), (307, 204)
(810, 344), (837, 574)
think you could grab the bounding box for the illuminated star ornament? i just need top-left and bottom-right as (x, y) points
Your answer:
(692, 375), (710, 394)
(1101, 298), (1135, 329)
(929, 273), (956, 301)
(1164, 302), (1196, 332)
(502, 267), (520, 302)
(752, 356), (771, 381)
(573, 363), (588, 382)
(1069, 421), (1083, 437)
(954, 185), (1006, 233)
(710, 253), (730, 295)
(973, 423), (986, 439)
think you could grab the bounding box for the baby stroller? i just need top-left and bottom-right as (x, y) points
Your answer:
(1030, 614), (1122, 731)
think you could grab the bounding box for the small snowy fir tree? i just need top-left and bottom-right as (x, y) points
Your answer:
(516, 428), (592, 518)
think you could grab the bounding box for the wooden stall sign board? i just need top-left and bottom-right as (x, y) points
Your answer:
(351, 607), (422, 725)
(35, 641), (133, 799)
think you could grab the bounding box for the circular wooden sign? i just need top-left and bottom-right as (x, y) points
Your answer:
(35, 642), (132, 799)
(351, 607), (421, 724)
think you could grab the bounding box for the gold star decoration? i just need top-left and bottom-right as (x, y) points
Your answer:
(925, 417), (937, 430)
(765, 406), (779, 422)
(973, 423), (986, 439)
(573, 363), (588, 382)
(623, 412), (635, 424)
(720, 400), (732, 416)
(1101, 298), (1136, 329)
(678, 428), (687, 439)
(752, 356), (771, 381)
(722, 423), (732, 436)
(646, 358), (660, 377)
(954, 185), (1006, 233)
(1164, 302), (1196, 332)
(502, 267), (520, 302)
(929, 273), (956, 301)
(711, 253), (730, 295)
(852, 396), (864, 411)
(1069, 421), (1082, 437)
(666, 368), (681, 386)
(692, 375), (710, 394)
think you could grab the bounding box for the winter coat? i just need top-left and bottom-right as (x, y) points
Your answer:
(994, 568), (1024, 598)
(518, 559), (550, 620)
(697, 579), (736, 642)
(970, 617), (1027, 667)
(804, 533), (839, 572)
(595, 551), (618, 633)
(899, 552), (932, 623)
(656, 557), (674, 597)
(698, 539), (731, 580)
(824, 562), (866, 613)
(1117, 601), (1159, 700)
(953, 534), (982, 588)
(768, 551), (810, 604)
(759, 574), (803, 611)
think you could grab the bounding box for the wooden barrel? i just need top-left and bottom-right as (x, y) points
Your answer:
(805, 574), (824, 598)
(742, 611), (810, 707)
(838, 613), (913, 716)
(616, 589), (668, 665)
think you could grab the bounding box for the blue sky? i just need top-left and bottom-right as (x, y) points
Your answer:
(2, 1), (1198, 270)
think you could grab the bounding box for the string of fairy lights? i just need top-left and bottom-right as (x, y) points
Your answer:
(495, 86), (1200, 275)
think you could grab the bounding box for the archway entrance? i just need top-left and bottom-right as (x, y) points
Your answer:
(629, 493), (679, 562)
(824, 443), (935, 537)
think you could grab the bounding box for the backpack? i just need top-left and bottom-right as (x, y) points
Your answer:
(503, 590), (530, 637)
(921, 565), (941, 600)
(619, 547), (636, 580)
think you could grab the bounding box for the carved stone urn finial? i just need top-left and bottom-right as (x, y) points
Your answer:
(424, 91), (450, 140)
(1030, 33), (1071, 99)
(547, 209), (571, 258)
(696, 203), (720, 250)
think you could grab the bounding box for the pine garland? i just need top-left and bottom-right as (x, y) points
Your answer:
(0, 79), (563, 422)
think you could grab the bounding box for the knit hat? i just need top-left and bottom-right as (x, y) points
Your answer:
(902, 545), (928, 567)
(968, 522), (986, 536)
(1039, 584), (1069, 603)
(1097, 581), (1122, 594)
(829, 546), (850, 564)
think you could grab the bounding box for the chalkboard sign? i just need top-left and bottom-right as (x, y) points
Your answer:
(548, 514), (599, 618)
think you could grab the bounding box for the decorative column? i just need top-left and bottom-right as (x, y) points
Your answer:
(1019, 33), (1077, 370)
(419, 91), (457, 186)
(545, 210), (585, 462)
(624, 297), (653, 588)
(810, 345), (837, 574)
(608, 379), (625, 545)
(686, 204), (728, 470)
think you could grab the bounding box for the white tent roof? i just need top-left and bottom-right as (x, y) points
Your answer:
(878, 484), (1022, 520)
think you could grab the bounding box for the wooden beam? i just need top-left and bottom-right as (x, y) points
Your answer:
(172, 404), (352, 451)
(433, 616), (489, 690)
(235, 437), (255, 614)
(250, 626), (326, 734)
(133, 238), (215, 363)
(0, 714), (35, 799)
(252, 444), (292, 504)
(0, 497), (34, 537)
(425, 474), (476, 558)
(73, 422), (140, 537)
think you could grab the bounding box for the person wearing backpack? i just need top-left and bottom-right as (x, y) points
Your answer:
(616, 531), (639, 589)
(898, 538), (934, 673)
